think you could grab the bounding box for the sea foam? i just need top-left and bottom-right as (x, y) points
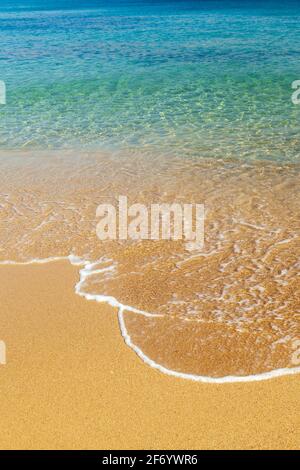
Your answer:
(1, 255), (299, 384)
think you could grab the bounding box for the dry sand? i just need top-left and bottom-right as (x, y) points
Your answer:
(0, 261), (299, 449)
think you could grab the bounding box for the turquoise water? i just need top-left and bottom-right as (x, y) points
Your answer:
(1, 0), (300, 161)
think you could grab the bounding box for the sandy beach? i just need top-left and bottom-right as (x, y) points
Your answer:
(0, 261), (298, 450)
(1, 0), (300, 454)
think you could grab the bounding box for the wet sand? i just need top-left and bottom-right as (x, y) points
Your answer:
(1, 150), (299, 378)
(0, 261), (299, 449)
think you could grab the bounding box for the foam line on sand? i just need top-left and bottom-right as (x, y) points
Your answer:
(1, 255), (300, 384)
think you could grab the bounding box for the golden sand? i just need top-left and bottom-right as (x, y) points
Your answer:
(0, 261), (299, 449)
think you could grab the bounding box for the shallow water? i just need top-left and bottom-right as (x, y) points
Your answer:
(0, 1), (299, 380)
(1, 1), (300, 161)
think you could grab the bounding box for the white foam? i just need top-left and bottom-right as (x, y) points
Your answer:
(0, 254), (86, 266)
(118, 308), (300, 384)
(0, 256), (69, 265)
(74, 258), (162, 319)
(0, 254), (299, 384)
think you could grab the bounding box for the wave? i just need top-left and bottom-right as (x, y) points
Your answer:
(1, 254), (299, 384)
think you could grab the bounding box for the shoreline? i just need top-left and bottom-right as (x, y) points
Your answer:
(2, 256), (299, 384)
(0, 261), (299, 449)
(1, 148), (298, 379)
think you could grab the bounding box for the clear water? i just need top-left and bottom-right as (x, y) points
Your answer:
(1, 0), (300, 161)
